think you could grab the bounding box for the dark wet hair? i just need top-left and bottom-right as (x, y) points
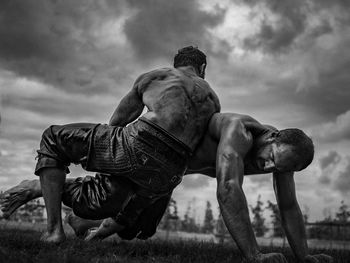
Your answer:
(173, 46), (207, 72)
(275, 128), (314, 171)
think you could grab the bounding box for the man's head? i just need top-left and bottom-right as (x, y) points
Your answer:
(174, 46), (207, 78)
(254, 128), (314, 173)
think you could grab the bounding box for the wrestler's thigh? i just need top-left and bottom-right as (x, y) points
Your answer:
(51, 123), (96, 163)
(61, 174), (134, 220)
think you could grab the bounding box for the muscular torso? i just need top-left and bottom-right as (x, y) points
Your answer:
(187, 113), (271, 177)
(138, 67), (220, 151)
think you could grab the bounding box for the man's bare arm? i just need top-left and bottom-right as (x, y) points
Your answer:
(109, 75), (146, 126)
(273, 173), (333, 262)
(216, 121), (261, 260)
(273, 172), (309, 260)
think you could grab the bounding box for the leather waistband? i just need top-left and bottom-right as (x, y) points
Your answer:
(137, 117), (192, 158)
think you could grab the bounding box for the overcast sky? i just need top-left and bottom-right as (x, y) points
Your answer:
(0, 0), (349, 224)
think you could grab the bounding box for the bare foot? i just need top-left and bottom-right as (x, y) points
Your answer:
(0, 180), (41, 219)
(41, 230), (66, 244)
(66, 213), (101, 238)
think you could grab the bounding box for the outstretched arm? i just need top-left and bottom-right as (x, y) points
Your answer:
(273, 172), (308, 259)
(216, 120), (261, 261)
(109, 74), (146, 126)
(273, 172), (333, 262)
(215, 119), (288, 262)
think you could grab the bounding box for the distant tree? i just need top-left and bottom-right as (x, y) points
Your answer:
(302, 205), (310, 223)
(322, 208), (333, 222)
(202, 201), (214, 233)
(335, 200), (350, 223)
(160, 198), (179, 231)
(250, 195), (267, 237)
(266, 200), (284, 237)
(181, 201), (200, 233)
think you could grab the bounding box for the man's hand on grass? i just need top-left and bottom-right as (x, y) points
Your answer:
(304, 254), (333, 263)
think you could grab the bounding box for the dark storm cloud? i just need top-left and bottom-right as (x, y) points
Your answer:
(0, 0), (128, 94)
(318, 153), (350, 196)
(308, 19), (333, 38)
(314, 0), (350, 21)
(123, 0), (228, 61)
(236, 0), (309, 53)
(247, 40), (350, 129)
(319, 151), (342, 170)
(2, 93), (109, 120)
(312, 110), (350, 143)
(233, 0), (350, 54)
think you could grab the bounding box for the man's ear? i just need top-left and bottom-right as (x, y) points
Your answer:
(199, 63), (206, 78)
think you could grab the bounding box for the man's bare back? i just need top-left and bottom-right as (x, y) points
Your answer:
(113, 66), (220, 151)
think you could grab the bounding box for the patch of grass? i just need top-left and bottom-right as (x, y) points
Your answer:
(0, 228), (349, 263)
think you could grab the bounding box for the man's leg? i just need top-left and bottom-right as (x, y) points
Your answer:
(39, 168), (66, 243)
(0, 176), (109, 239)
(34, 123), (96, 243)
(0, 170), (67, 243)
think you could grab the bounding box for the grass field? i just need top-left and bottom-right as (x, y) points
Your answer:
(0, 225), (349, 263)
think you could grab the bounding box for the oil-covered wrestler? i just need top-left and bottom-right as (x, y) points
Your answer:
(1, 113), (332, 263)
(0, 46), (220, 244)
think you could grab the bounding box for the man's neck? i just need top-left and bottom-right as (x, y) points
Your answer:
(177, 65), (198, 76)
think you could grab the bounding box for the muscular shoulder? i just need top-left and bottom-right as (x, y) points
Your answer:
(208, 113), (249, 142)
(210, 113), (276, 139)
(208, 113), (245, 135)
(134, 68), (173, 93)
(136, 68), (173, 83)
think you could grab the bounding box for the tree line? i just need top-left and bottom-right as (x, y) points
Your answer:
(2, 192), (350, 240)
(159, 196), (350, 241)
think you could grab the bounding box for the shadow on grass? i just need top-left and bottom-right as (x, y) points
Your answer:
(0, 228), (349, 263)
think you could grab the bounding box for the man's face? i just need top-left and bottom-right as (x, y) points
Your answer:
(255, 142), (302, 173)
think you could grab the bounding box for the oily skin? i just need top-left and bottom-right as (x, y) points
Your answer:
(6, 62), (220, 243)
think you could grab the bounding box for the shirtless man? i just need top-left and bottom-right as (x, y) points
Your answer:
(0, 46), (220, 243)
(187, 113), (332, 263)
(68, 113), (331, 263)
(1, 113), (332, 262)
